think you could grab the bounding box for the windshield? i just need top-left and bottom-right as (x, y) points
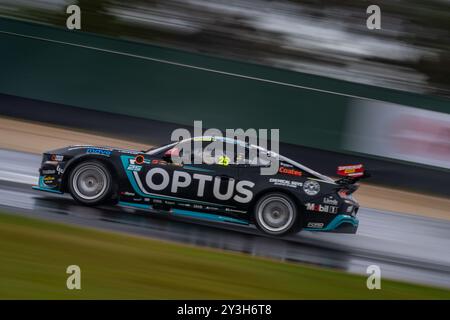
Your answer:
(145, 142), (178, 155)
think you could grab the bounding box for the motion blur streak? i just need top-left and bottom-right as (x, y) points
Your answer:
(0, 29), (389, 102)
(0, 0), (449, 96)
(0, 149), (449, 289)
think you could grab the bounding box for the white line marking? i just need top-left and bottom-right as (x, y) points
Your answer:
(0, 170), (38, 185)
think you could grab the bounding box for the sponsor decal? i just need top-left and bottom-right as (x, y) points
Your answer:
(127, 164), (142, 172)
(205, 206), (219, 211)
(137, 167), (255, 204)
(216, 155), (230, 166)
(120, 191), (136, 197)
(44, 161), (60, 166)
(280, 162), (293, 168)
(115, 149), (140, 155)
(337, 164), (364, 177)
(346, 205), (354, 213)
(278, 167), (302, 176)
(51, 154), (64, 161)
(42, 169), (56, 175)
(303, 180), (320, 196)
(307, 222), (324, 229)
(225, 208), (247, 214)
(305, 203), (339, 214)
(236, 153), (244, 163)
(269, 178), (303, 189)
(323, 196), (338, 206)
(86, 148), (111, 157)
(43, 175), (56, 186)
(56, 165), (64, 174)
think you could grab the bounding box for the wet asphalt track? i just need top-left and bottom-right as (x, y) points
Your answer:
(0, 149), (449, 289)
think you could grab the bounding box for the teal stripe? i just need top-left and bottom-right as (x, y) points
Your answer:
(118, 201), (152, 210)
(33, 176), (63, 194)
(172, 208), (248, 225)
(119, 200), (248, 225)
(32, 185), (63, 194)
(120, 155), (227, 207)
(183, 165), (215, 173)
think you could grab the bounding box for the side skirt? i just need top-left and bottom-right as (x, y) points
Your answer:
(118, 201), (249, 226)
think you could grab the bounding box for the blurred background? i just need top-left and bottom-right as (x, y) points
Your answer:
(0, 0), (450, 298)
(1, 0), (449, 96)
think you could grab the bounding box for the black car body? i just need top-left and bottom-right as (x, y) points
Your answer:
(33, 136), (363, 236)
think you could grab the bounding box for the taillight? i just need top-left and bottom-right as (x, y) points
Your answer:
(338, 189), (349, 199)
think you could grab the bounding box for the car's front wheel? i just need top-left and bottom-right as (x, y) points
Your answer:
(68, 160), (113, 206)
(254, 192), (301, 236)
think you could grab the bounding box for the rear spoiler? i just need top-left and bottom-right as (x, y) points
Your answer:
(335, 164), (370, 193)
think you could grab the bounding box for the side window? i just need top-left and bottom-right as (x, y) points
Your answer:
(236, 146), (271, 167)
(202, 142), (237, 166)
(164, 140), (237, 166)
(161, 140), (271, 167)
(160, 141), (190, 165)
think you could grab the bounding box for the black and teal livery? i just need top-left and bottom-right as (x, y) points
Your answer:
(33, 137), (363, 236)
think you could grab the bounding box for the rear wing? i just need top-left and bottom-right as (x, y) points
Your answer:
(335, 164), (370, 193)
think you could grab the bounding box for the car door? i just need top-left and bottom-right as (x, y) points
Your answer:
(178, 141), (240, 210)
(126, 140), (238, 210)
(234, 145), (272, 208)
(121, 149), (182, 205)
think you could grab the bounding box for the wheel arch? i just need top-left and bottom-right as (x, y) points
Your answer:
(61, 155), (119, 193)
(249, 187), (304, 222)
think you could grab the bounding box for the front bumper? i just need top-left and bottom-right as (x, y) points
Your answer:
(32, 155), (65, 194)
(32, 175), (64, 194)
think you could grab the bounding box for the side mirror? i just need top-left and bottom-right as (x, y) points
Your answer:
(163, 147), (179, 162)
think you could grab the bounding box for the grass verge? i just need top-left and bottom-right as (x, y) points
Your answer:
(0, 211), (449, 299)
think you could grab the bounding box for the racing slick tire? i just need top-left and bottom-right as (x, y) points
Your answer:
(68, 160), (114, 206)
(254, 192), (301, 236)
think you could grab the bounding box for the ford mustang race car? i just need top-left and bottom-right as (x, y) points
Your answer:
(32, 136), (367, 236)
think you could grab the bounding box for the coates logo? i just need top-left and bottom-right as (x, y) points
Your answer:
(279, 167), (302, 177)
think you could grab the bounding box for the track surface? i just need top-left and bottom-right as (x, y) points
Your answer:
(0, 149), (449, 289)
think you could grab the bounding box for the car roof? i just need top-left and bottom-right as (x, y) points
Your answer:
(150, 136), (335, 183)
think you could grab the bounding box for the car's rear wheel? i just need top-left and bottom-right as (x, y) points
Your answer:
(68, 161), (113, 206)
(254, 192), (301, 236)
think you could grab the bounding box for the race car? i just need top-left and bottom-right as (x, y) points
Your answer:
(32, 136), (367, 236)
